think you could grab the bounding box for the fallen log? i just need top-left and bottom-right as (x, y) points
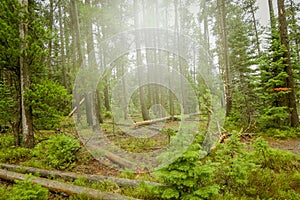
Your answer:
(104, 151), (138, 170)
(0, 169), (141, 200)
(0, 163), (162, 188)
(132, 116), (172, 127)
(68, 97), (85, 117)
(132, 113), (203, 127)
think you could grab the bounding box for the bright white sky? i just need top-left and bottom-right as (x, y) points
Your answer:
(256, 0), (300, 27)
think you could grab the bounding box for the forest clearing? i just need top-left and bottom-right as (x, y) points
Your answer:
(1, 0), (300, 199)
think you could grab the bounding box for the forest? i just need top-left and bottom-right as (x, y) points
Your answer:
(0, 0), (300, 199)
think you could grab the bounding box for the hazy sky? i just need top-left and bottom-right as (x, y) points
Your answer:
(256, 0), (300, 27)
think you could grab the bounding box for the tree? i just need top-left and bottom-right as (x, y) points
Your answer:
(217, 0), (232, 117)
(19, 0), (34, 148)
(134, 0), (150, 121)
(277, 0), (299, 127)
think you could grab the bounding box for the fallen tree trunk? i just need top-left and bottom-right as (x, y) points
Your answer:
(132, 116), (172, 127)
(0, 163), (162, 187)
(0, 169), (140, 200)
(132, 113), (202, 127)
(104, 151), (139, 170)
(68, 97), (85, 117)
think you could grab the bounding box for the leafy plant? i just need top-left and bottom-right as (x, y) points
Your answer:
(155, 143), (219, 200)
(33, 133), (80, 169)
(0, 147), (31, 163)
(9, 175), (48, 200)
(25, 80), (71, 130)
(213, 132), (258, 195)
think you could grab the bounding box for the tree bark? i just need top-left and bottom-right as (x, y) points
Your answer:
(268, 0), (276, 34)
(134, 0), (150, 121)
(19, 0), (34, 148)
(58, 3), (67, 88)
(217, 0), (232, 117)
(0, 163), (162, 188)
(0, 169), (141, 200)
(277, 0), (299, 127)
(47, 0), (54, 78)
(249, 0), (261, 55)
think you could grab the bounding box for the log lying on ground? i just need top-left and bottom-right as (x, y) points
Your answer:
(132, 116), (172, 127)
(132, 113), (202, 127)
(0, 169), (141, 200)
(104, 151), (139, 170)
(0, 163), (162, 187)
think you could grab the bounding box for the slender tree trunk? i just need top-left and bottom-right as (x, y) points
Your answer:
(217, 0), (232, 117)
(121, 65), (128, 120)
(19, 0), (34, 148)
(277, 0), (299, 127)
(134, 0), (149, 120)
(268, 0), (276, 34)
(70, 0), (83, 69)
(85, 0), (99, 130)
(58, 3), (67, 88)
(249, 0), (261, 55)
(103, 77), (110, 112)
(70, 0), (83, 122)
(289, 0), (300, 61)
(95, 90), (104, 123)
(47, 0), (54, 78)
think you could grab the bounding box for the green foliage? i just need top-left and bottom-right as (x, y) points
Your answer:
(0, 134), (32, 163)
(9, 175), (48, 200)
(0, 185), (10, 200)
(160, 128), (177, 143)
(121, 182), (160, 199)
(255, 28), (295, 129)
(224, 112), (244, 131)
(0, 83), (16, 125)
(25, 80), (71, 129)
(263, 127), (300, 139)
(33, 133), (80, 169)
(155, 143), (219, 200)
(213, 132), (258, 195)
(252, 137), (300, 171)
(0, 147), (31, 163)
(0, 134), (14, 148)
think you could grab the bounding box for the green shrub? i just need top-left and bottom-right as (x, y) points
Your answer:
(0, 83), (16, 125)
(213, 132), (258, 196)
(252, 137), (300, 171)
(155, 143), (219, 200)
(264, 127), (300, 139)
(0, 185), (10, 200)
(9, 175), (48, 200)
(0, 134), (14, 148)
(25, 80), (71, 129)
(0, 147), (31, 163)
(33, 133), (80, 169)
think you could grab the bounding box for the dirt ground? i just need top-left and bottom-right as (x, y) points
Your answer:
(266, 138), (300, 155)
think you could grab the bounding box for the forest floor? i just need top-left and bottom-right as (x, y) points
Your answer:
(267, 138), (300, 155)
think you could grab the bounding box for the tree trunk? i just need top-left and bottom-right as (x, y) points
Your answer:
(47, 0), (54, 78)
(268, 0), (276, 34)
(217, 0), (232, 117)
(134, 0), (150, 121)
(103, 78), (110, 111)
(70, 0), (83, 122)
(0, 169), (141, 200)
(19, 0), (34, 148)
(277, 0), (299, 127)
(249, 0), (261, 55)
(121, 65), (128, 120)
(95, 90), (104, 123)
(0, 163), (162, 188)
(58, 3), (67, 88)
